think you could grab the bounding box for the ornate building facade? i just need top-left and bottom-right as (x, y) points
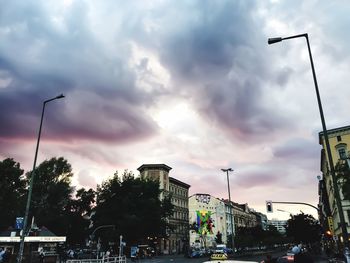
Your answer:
(319, 125), (350, 245)
(189, 194), (227, 249)
(137, 164), (190, 254)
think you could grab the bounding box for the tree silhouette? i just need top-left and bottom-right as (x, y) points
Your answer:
(92, 170), (174, 248)
(0, 158), (26, 230)
(335, 160), (350, 200)
(215, 231), (222, 244)
(27, 157), (74, 235)
(285, 213), (321, 244)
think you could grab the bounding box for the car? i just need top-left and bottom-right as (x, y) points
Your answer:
(215, 244), (227, 254)
(190, 249), (204, 258)
(210, 253), (228, 260)
(225, 248), (233, 254)
(274, 255), (294, 262)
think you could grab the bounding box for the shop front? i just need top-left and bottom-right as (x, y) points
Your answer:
(0, 227), (66, 263)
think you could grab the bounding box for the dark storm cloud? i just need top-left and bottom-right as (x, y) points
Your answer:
(273, 138), (319, 160)
(135, 1), (294, 142)
(0, 0), (158, 143)
(235, 171), (279, 189)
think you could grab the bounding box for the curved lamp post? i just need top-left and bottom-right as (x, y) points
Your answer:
(268, 33), (349, 250)
(221, 168), (235, 252)
(90, 225), (116, 241)
(17, 94), (65, 263)
(90, 225), (116, 259)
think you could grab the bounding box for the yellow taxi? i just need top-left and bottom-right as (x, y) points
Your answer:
(210, 253), (228, 260)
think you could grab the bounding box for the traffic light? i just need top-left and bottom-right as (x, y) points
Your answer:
(325, 230), (332, 238)
(266, 201), (273, 213)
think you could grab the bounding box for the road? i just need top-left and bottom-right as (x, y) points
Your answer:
(130, 252), (330, 263)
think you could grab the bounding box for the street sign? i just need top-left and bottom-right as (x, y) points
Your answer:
(15, 217), (24, 229)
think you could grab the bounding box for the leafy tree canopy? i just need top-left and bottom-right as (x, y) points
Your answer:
(0, 158), (26, 230)
(0, 157), (96, 246)
(92, 170), (174, 247)
(27, 157), (74, 235)
(285, 213), (321, 244)
(335, 160), (350, 200)
(64, 188), (96, 245)
(234, 225), (287, 249)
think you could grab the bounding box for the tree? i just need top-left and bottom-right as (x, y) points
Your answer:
(92, 170), (174, 248)
(285, 213), (321, 244)
(234, 225), (288, 250)
(27, 157), (74, 236)
(335, 160), (350, 200)
(0, 158), (26, 230)
(64, 188), (95, 245)
(215, 231), (223, 244)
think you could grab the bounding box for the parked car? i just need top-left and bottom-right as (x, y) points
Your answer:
(215, 244), (227, 254)
(225, 248), (234, 254)
(189, 249), (204, 258)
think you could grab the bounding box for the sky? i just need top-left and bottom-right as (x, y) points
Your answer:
(1, 0), (350, 220)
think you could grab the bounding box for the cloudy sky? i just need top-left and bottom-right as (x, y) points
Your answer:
(1, 0), (350, 220)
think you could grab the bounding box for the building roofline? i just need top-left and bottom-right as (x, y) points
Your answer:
(169, 177), (191, 188)
(137, 164), (172, 172)
(189, 193), (225, 203)
(319, 125), (350, 144)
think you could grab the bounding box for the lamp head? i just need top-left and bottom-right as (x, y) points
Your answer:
(221, 168), (234, 172)
(268, 37), (283, 45)
(56, 94), (65, 99)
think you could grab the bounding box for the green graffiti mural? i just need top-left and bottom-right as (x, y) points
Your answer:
(196, 210), (214, 235)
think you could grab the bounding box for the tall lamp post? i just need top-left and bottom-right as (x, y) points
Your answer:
(17, 94), (65, 263)
(268, 33), (350, 250)
(221, 168), (235, 251)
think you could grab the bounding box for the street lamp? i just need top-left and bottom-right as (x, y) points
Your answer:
(17, 94), (65, 263)
(268, 33), (350, 250)
(221, 168), (235, 251)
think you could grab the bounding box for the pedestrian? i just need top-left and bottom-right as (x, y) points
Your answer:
(68, 249), (74, 259)
(0, 248), (5, 263)
(2, 249), (10, 263)
(38, 247), (45, 263)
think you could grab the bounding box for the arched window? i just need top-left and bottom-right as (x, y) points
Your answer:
(335, 143), (348, 160)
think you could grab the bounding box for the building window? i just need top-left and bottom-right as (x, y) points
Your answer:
(338, 148), (347, 160)
(337, 135), (342, 142)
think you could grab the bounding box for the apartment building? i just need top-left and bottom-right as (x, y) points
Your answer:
(137, 164), (190, 254)
(189, 194), (227, 248)
(319, 125), (350, 244)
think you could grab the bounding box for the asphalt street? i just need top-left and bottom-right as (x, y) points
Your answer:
(129, 252), (330, 263)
